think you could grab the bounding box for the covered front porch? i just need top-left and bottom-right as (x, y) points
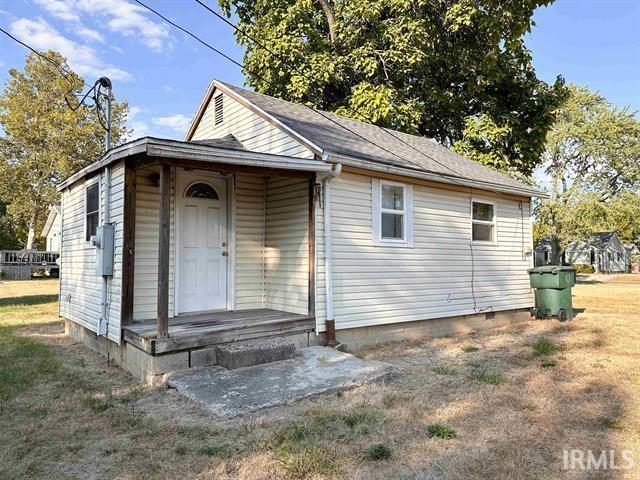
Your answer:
(111, 137), (330, 355)
(123, 308), (315, 355)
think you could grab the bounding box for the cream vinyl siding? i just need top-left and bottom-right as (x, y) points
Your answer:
(191, 90), (314, 159)
(59, 161), (125, 343)
(132, 166), (176, 321)
(130, 170), (307, 315)
(264, 177), (309, 315)
(234, 173), (266, 309)
(317, 172), (533, 331)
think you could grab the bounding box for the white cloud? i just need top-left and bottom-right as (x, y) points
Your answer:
(35, 0), (170, 52)
(78, 27), (104, 43)
(152, 114), (192, 134)
(127, 106), (152, 139)
(10, 18), (132, 81)
(33, 0), (79, 22)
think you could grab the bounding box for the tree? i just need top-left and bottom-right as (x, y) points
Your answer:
(536, 84), (640, 260)
(218, 0), (566, 175)
(0, 51), (128, 249)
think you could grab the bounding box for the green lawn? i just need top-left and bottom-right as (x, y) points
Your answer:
(0, 279), (61, 400)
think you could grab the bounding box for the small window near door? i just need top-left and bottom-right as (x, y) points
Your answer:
(185, 182), (219, 199)
(472, 201), (496, 243)
(85, 181), (99, 242)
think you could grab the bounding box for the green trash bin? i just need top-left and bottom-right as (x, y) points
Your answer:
(527, 266), (576, 321)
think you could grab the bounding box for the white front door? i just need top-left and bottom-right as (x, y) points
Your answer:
(177, 172), (228, 314)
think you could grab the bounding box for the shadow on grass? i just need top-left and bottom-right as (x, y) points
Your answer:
(0, 294), (59, 307)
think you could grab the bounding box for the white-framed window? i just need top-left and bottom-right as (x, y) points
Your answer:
(471, 200), (497, 244)
(85, 180), (100, 242)
(372, 178), (413, 247)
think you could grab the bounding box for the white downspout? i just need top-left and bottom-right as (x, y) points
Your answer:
(322, 157), (341, 345)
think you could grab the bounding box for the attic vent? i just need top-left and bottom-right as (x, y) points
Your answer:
(214, 94), (223, 126)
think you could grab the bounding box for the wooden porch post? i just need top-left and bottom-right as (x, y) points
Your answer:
(157, 164), (171, 339)
(121, 162), (137, 326)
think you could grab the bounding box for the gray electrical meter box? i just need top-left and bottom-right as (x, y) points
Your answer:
(95, 224), (114, 276)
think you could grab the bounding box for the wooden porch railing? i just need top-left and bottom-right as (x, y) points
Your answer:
(0, 250), (60, 267)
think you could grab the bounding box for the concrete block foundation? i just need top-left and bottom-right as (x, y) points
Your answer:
(65, 308), (530, 382)
(335, 308), (531, 352)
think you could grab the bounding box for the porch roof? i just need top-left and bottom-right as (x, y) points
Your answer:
(57, 136), (332, 191)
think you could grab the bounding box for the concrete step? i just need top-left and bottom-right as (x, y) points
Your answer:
(216, 337), (296, 370)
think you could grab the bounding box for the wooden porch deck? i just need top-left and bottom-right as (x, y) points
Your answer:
(123, 309), (315, 355)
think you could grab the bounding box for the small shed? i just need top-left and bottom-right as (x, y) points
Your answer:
(534, 236), (561, 266)
(565, 232), (627, 273)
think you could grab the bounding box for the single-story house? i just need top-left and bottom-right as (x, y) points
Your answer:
(624, 243), (639, 273)
(564, 232), (627, 273)
(57, 80), (543, 381)
(534, 235), (561, 266)
(41, 204), (62, 252)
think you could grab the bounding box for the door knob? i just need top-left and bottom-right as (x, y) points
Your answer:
(222, 251), (228, 256)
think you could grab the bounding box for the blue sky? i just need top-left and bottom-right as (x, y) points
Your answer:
(0, 0), (638, 141)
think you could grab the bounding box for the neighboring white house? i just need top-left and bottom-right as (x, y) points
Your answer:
(41, 204), (61, 252)
(564, 232), (627, 273)
(57, 80), (543, 381)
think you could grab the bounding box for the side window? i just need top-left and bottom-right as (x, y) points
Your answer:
(472, 201), (496, 243)
(86, 182), (99, 242)
(372, 178), (413, 246)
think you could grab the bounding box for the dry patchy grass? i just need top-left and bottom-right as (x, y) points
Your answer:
(0, 277), (639, 479)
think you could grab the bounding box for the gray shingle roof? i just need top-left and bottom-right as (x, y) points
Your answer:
(587, 232), (616, 249)
(189, 134), (246, 151)
(218, 81), (543, 197)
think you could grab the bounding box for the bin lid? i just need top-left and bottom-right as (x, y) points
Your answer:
(528, 266), (576, 275)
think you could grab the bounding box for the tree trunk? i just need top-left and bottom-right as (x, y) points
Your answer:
(317, 0), (336, 43)
(25, 210), (38, 250)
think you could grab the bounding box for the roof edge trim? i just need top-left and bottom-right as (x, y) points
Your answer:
(328, 152), (547, 199)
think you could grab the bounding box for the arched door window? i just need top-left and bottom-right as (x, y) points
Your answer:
(184, 182), (219, 199)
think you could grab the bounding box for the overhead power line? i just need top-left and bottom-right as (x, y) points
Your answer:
(0, 26), (101, 112)
(132, 0), (248, 73)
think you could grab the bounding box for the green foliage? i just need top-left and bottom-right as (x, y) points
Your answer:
(0, 203), (20, 250)
(531, 337), (557, 356)
(218, 0), (566, 176)
(572, 264), (594, 274)
(536, 85), (640, 251)
(0, 51), (128, 248)
(427, 424), (458, 439)
(461, 345), (479, 352)
(540, 359), (557, 368)
(0, 325), (60, 400)
(467, 362), (504, 385)
(600, 416), (624, 430)
(366, 443), (392, 461)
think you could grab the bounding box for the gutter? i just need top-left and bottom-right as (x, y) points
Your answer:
(327, 153), (547, 199)
(320, 153), (342, 347)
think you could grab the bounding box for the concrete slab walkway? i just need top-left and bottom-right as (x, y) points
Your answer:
(166, 346), (399, 417)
